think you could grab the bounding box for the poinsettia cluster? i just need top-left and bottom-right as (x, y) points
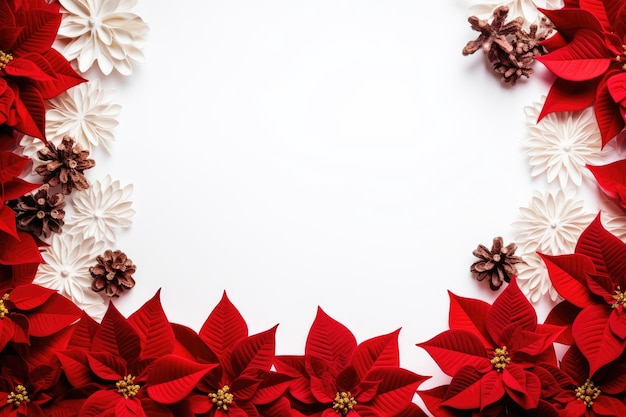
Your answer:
(418, 215), (626, 416)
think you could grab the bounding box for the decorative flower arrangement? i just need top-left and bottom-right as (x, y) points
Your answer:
(3, 0), (626, 416)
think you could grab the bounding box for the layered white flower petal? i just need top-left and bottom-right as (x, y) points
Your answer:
(516, 251), (559, 303)
(523, 96), (606, 190)
(57, 0), (149, 75)
(512, 190), (595, 255)
(466, 0), (563, 29)
(66, 175), (135, 243)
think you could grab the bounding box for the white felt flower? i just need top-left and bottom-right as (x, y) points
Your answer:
(512, 190), (595, 255)
(516, 251), (559, 303)
(19, 80), (120, 157)
(523, 97), (605, 189)
(466, 0), (563, 29)
(66, 175), (135, 242)
(34, 233), (108, 319)
(57, 0), (149, 75)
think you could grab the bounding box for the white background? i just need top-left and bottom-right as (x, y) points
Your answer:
(83, 0), (571, 413)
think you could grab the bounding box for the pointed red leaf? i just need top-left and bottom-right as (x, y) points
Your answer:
(441, 366), (486, 410)
(540, 253), (597, 308)
(146, 354), (217, 404)
(486, 279), (537, 343)
(588, 159), (626, 208)
(2, 176), (40, 201)
(22, 325), (72, 370)
(560, 345), (589, 383)
(545, 301), (581, 344)
(68, 312), (99, 349)
(171, 323), (218, 363)
(576, 213), (626, 280)
(503, 366), (540, 410)
(92, 302), (140, 365)
(573, 304), (626, 375)
(418, 385), (459, 417)
(305, 307), (356, 368)
(12, 83), (46, 139)
(31, 49), (85, 100)
(56, 349), (93, 388)
(250, 371), (293, 405)
(199, 291), (248, 359)
(8, 284), (54, 310)
(351, 329), (400, 379)
(87, 352), (126, 380)
(273, 355), (315, 404)
(538, 8), (603, 40)
(13, 9), (60, 55)
(5, 56), (55, 81)
(27, 292), (81, 337)
(579, 0), (615, 30)
(128, 289), (175, 360)
(535, 29), (611, 81)
(0, 205), (18, 238)
(114, 396), (147, 417)
(595, 70), (626, 147)
(448, 291), (491, 348)
(365, 368), (428, 415)
(418, 329), (490, 376)
(78, 389), (122, 417)
(231, 325), (278, 377)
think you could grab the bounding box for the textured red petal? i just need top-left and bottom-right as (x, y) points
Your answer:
(0, 205), (18, 238)
(594, 70), (626, 147)
(2, 176), (40, 201)
(230, 325), (277, 377)
(92, 302), (141, 365)
(441, 367), (488, 410)
(364, 367), (428, 416)
(538, 8), (604, 40)
(544, 301), (581, 344)
(250, 371), (293, 405)
(502, 366), (540, 410)
(68, 312), (99, 350)
(486, 278), (537, 343)
(146, 355), (217, 404)
(540, 253), (597, 308)
(87, 352), (125, 381)
(535, 29), (611, 81)
(448, 291), (491, 348)
(12, 9), (60, 55)
(199, 291), (248, 359)
(26, 292), (82, 337)
(11, 83), (46, 139)
(30, 49), (85, 100)
(351, 328), (400, 379)
(305, 307), (356, 369)
(171, 323), (218, 363)
(128, 289), (175, 360)
(0, 231), (43, 265)
(417, 329), (490, 376)
(572, 304), (626, 375)
(575, 213), (626, 280)
(588, 159), (626, 208)
(56, 349), (93, 388)
(9, 283), (54, 310)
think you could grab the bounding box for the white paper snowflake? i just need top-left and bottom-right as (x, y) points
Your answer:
(516, 251), (559, 303)
(512, 190), (595, 255)
(466, 0), (563, 29)
(66, 175), (135, 243)
(523, 97), (606, 189)
(19, 80), (120, 158)
(34, 233), (108, 319)
(57, 0), (149, 75)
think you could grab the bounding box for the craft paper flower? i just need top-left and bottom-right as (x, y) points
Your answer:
(0, 0), (85, 139)
(516, 251), (559, 303)
(523, 96), (606, 189)
(418, 278), (564, 415)
(19, 79), (120, 156)
(34, 232), (106, 316)
(66, 175), (135, 242)
(540, 214), (626, 375)
(536, 3), (626, 146)
(512, 189), (594, 255)
(57, 0), (150, 75)
(465, 0), (563, 29)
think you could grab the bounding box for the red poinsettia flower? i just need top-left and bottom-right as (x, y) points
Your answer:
(586, 159), (626, 210)
(0, 0), (84, 139)
(541, 213), (626, 375)
(0, 283), (81, 353)
(550, 345), (626, 416)
(57, 291), (214, 417)
(417, 278), (564, 414)
(274, 307), (428, 417)
(536, 1), (626, 146)
(150, 292), (292, 417)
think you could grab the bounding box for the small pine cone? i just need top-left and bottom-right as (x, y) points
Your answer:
(471, 237), (524, 290)
(8, 184), (65, 238)
(90, 250), (136, 297)
(35, 135), (95, 195)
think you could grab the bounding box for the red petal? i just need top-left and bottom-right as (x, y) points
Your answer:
(2, 176), (40, 201)
(486, 278), (537, 343)
(417, 329), (490, 376)
(364, 367), (428, 416)
(11, 83), (46, 139)
(199, 291), (248, 359)
(0, 205), (18, 238)
(30, 49), (85, 100)
(146, 355), (217, 404)
(573, 304), (626, 375)
(92, 302), (140, 365)
(540, 253), (597, 308)
(351, 329), (400, 380)
(535, 29), (611, 81)
(231, 325), (277, 377)
(544, 301), (581, 345)
(87, 352), (125, 381)
(575, 213), (626, 280)
(26, 292), (81, 337)
(595, 70), (626, 147)
(441, 367), (488, 410)
(9, 283), (54, 310)
(12, 9), (60, 55)
(560, 345), (589, 383)
(0, 231), (43, 265)
(114, 396), (147, 417)
(538, 8), (604, 40)
(418, 385), (459, 417)
(4, 56), (55, 81)
(68, 312), (99, 349)
(592, 394), (626, 416)
(305, 307), (356, 369)
(588, 159), (626, 208)
(448, 291), (491, 348)
(128, 289), (175, 360)
(0, 151), (30, 182)
(502, 366), (540, 410)
(250, 371), (293, 404)
(56, 349), (93, 388)
(171, 323), (218, 363)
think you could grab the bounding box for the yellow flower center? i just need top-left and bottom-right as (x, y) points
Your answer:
(490, 345), (511, 371)
(116, 374), (140, 399)
(0, 50), (12, 70)
(611, 286), (626, 309)
(0, 294), (10, 318)
(616, 45), (626, 71)
(575, 379), (601, 408)
(6, 385), (30, 407)
(209, 385), (234, 411)
(332, 391), (357, 415)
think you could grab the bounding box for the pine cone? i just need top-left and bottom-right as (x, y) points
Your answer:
(471, 237), (524, 290)
(8, 184), (65, 238)
(35, 135), (95, 195)
(90, 250), (136, 297)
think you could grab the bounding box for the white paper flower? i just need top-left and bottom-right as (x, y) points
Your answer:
(34, 233), (108, 319)
(19, 80), (120, 158)
(512, 190), (595, 255)
(599, 193), (626, 241)
(516, 251), (559, 303)
(57, 0), (149, 75)
(466, 0), (563, 29)
(523, 97), (606, 189)
(66, 175), (135, 242)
